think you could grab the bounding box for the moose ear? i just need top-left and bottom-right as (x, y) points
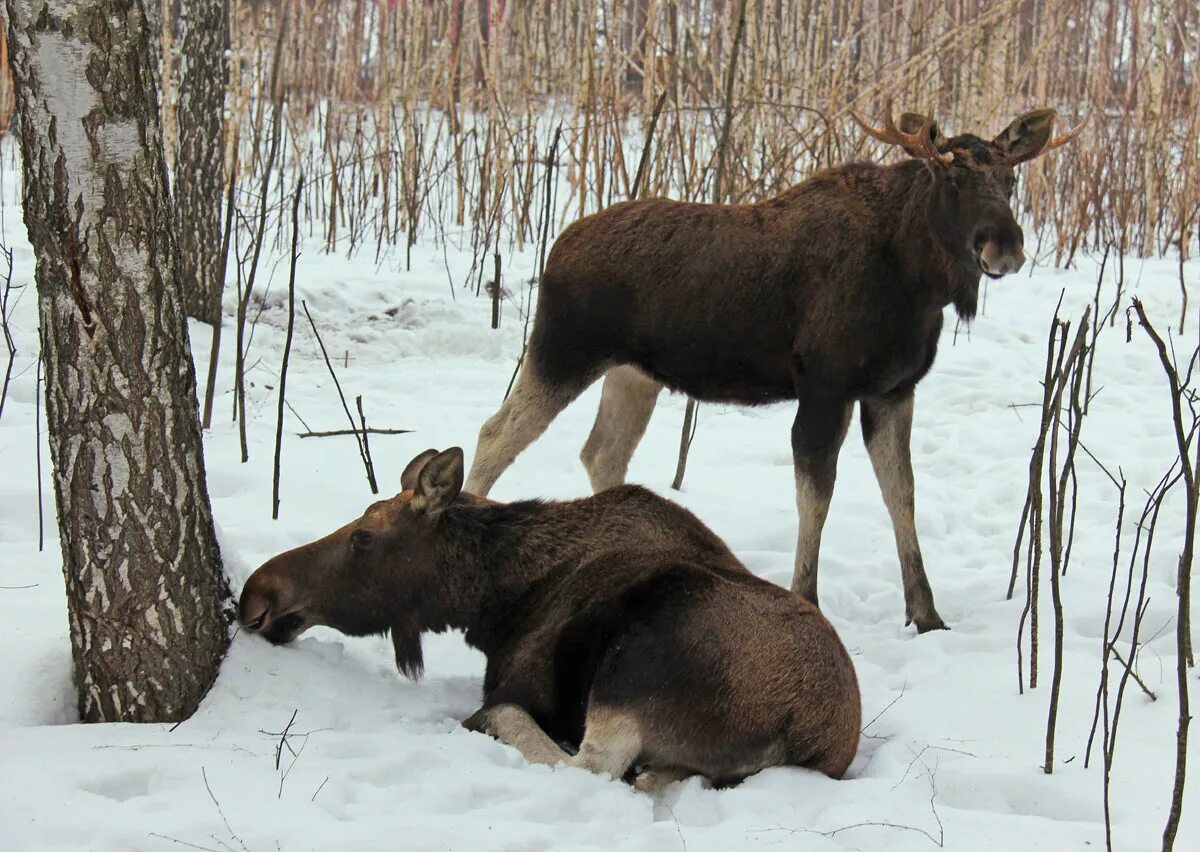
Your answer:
(897, 112), (947, 151)
(411, 447), (464, 515)
(993, 109), (1057, 164)
(401, 449), (440, 492)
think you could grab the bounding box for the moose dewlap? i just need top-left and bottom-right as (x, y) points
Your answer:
(239, 448), (862, 788)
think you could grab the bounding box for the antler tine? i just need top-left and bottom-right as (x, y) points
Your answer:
(850, 97), (902, 147)
(1039, 110), (1089, 155)
(902, 111), (953, 164)
(852, 98), (952, 164)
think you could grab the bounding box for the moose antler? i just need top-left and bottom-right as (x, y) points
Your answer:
(1032, 111), (1089, 158)
(851, 98), (954, 164)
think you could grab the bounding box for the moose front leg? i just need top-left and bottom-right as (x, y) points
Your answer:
(791, 390), (853, 606)
(860, 391), (946, 632)
(464, 703), (643, 782)
(463, 703), (571, 767)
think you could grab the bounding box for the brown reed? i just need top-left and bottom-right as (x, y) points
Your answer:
(156, 1), (1196, 271)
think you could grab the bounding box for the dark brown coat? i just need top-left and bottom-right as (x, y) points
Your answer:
(464, 107), (1083, 634)
(240, 448), (861, 787)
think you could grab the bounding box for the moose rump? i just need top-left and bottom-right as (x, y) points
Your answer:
(239, 448), (861, 788)
(469, 545), (861, 786)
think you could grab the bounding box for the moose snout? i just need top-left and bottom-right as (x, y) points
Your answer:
(239, 583), (272, 632)
(238, 566), (309, 644)
(974, 223), (1025, 277)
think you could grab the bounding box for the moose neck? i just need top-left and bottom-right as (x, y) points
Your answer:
(425, 497), (603, 654)
(886, 160), (982, 320)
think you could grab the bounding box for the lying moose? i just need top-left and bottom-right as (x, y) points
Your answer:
(240, 448), (861, 789)
(464, 103), (1084, 632)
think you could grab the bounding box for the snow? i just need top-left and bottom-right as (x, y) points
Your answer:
(0, 156), (1196, 851)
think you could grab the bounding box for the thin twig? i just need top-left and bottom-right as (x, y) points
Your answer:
(273, 173), (303, 520)
(201, 767), (249, 852)
(301, 301), (378, 494)
(278, 736), (309, 800)
(354, 395), (378, 492)
(0, 244), (16, 424)
(35, 352), (43, 552)
(505, 125), (561, 402)
(1131, 299), (1197, 852)
(202, 132), (239, 432)
(147, 834), (222, 852)
(298, 427), (411, 439)
(234, 11), (290, 462)
(861, 682), (907, 735)
(1109, 646), (1157, 701)
(311, 776), (329, 802)
(284, 400), (312, 432)
(267, 709), (298, 771)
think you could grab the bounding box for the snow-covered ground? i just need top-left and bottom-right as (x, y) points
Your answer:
(0, 161), (1196, 851)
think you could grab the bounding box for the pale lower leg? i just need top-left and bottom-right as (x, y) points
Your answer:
(633, 765), (695, 792)
(580, 365), (663, 493)
(468, 703), (571, 766)
(464, 364), (586, 496)
(792, 468), (835, 603)
(468, 704), (642, 782)
(862, 393), (944, 631)
(790, 399), (852, 604)
(570, 707), (643, 779)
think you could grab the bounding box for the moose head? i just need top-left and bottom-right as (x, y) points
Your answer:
(238, 448), (466, 676)
(853, 99), (1086, 281)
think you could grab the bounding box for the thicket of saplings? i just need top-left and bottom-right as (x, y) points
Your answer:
(154, 0), (1196, 276)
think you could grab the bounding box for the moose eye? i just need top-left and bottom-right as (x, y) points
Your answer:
(350, 530), (374, 552)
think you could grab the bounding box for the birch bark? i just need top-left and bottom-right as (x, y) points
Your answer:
(5, 0), (231, 722)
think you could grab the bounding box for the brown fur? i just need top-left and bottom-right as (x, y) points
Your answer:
(240, 448), (862, 786)
(465, 109), (1075, 632)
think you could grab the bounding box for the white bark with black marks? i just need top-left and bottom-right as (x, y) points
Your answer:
(5, 0), (231, 722)
(174, 0), (225, 322)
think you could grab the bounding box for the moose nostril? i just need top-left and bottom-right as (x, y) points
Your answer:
(243, 607), (268, 631)
(239, 584), (274, 631)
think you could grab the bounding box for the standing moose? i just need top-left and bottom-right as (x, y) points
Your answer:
(465, 103), (1084, 632)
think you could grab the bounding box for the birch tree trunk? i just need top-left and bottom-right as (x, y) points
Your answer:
(4, 0), (231, 723)
(175, 0), (225, 322)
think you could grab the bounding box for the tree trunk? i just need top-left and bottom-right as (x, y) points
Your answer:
(174, 0), (226, 323)
(5, 0), (231, 723)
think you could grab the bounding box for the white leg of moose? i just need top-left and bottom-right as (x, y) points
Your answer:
(860, 392), (946, 632)
(790, 395), (853, 606)
(469, 703), (642, 781)
(579, 365), (663, 493)
(633, 765), (695, 792)
(469, 703), (572, 766)
(570, 706), (643, 779)
(465, 363), (593, 497)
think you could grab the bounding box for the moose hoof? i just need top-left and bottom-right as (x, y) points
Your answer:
(633, 766), (693, 793)
(461, 708), (492, 734)
(910, 614), (948, 634)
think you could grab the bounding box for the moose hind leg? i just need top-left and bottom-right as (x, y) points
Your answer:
(569, 706), (643, 780)
(464, 361), (595, 497)
(791, 391), (853, 605)
(861, 392), (946, 632)
(633, 765), (695, 792)
(580, 365), (663, 492)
